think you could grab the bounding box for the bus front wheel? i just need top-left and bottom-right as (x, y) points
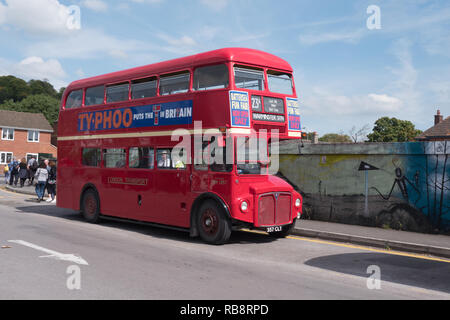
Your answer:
(197, 200), (231, 245)
(81, 189), (101, 223)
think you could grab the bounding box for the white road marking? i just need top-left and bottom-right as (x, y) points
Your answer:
(7, 240), (89, 266)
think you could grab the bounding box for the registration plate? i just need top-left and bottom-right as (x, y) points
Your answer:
(266, 226), (283, 233)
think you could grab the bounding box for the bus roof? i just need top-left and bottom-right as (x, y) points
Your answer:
(67, 48), (293, 91)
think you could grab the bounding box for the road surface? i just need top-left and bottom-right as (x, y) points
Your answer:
(0, 187), (449, 300)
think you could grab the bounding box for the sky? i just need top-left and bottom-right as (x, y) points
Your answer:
(0, 0), (449, 136)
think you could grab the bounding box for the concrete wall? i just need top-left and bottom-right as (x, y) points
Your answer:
(278, 141), (450, 233)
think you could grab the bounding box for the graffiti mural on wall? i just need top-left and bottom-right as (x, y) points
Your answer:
(422, 141), (449, 230)
(278, 141), (450, 233)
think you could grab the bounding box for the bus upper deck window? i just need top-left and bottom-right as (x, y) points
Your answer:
(65, 90), (83, 109)
(159, 71), (190, 96)
(267, 70), (293, 95)
(106, 82), (129, 103)
(193, 64), (229, 91)
(85, 86), (105, 106)
(131, 77), (157, 99)
(234, 66), (264, 91)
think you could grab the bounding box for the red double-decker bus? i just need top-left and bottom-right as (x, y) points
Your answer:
(57, 48), (303, 244)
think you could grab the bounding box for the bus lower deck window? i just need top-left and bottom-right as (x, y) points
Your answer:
(103, 149), (126, 168)
(82, 148), (101, 167)
(129, 147), (154, 169)
(157, 149), (172, 169)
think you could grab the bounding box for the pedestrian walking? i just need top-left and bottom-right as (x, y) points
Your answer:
(46, 160), (57, 203)
(9, 158), (19, 186)
(18, 158), (28, 188)
(34, 162), (48, 202)
(27, 156), (38, 186)
(3, 164), (9, 184)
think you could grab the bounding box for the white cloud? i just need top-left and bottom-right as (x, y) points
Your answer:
(302, 87), (403, 117)
(0, 3), (5, 24)
(156, 33), (198, 55)
(299, 29), (366, 46)
(157, 34), (197, 47)
(26, 28), (149, 60)
(130, 0), (164, 3)
(81, 0), (107, 12)
(0, 0), (79, 35)
(385, 38), (420, 116)
(0, 56), (68, 89)
(75, 68), (85, 78)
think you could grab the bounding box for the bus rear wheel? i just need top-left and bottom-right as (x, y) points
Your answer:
(81, 189), (100, 223)
(197, 200), (231, 245)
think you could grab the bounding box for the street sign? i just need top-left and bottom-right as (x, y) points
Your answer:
(358, 161), (379, 171)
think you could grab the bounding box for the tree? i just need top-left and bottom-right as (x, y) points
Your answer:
(57, 87), (66, 101)
(349, 124), (370, 143)
(0, 94), (60, 125)
(0, 75), (30, 103)
(319, 133), (352, 143)
(28, 79), (58, 98)
(367, 117), (422, 142)
(0, 76), (62, 104)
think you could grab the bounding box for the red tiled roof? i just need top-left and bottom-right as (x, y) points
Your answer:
(416, 116), (450, 140)
(0, 109), (53, 132)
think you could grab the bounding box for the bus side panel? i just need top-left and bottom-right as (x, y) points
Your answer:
(57, 143), (79, 210)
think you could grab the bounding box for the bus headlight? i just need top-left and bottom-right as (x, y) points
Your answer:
(295, 198), (301, 208)
(240, 201), (248, 212)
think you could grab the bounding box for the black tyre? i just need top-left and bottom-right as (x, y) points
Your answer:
(197, 200), (231, 245)
(81, 189), (101, 223)
(268, 219), (296, 238)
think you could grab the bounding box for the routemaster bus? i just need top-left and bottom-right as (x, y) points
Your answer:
(57, 48), (303, 244)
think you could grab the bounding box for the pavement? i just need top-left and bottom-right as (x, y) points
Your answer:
(2, 177), (450, 260)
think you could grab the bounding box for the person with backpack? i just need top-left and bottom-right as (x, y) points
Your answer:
(9, 158), (19, 186)
(28, 156), (38, 186)
(34, 162), (48, 202)
(18, 158), (28, 188)
(45, 160), (57, 203)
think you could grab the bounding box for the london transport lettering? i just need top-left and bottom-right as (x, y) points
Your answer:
(78, 100), (193, 132)
(229, 91), (250, 128)
(286, 98), (301, 131)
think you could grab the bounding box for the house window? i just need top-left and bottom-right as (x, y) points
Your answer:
(1, 128), (14, 141)
(28, 130), (40, 142)
(0, 152), (13, 164)
(26, 154), (39, 164)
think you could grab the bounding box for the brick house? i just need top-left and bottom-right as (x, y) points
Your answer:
(0, 110), (57, 171)
(416, 110), (450, 141)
